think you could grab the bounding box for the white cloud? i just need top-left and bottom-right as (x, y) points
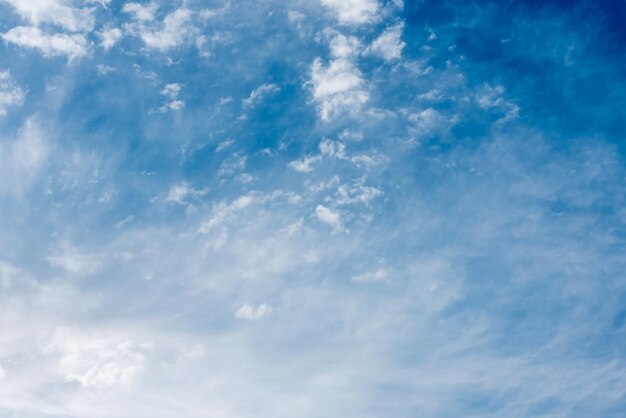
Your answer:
(321, 0), (380, 25)
(122, 2), (158, 22)
(158, 83), (185, 112)
(165, 182), (208, 204)
(1, 0), (95, 32)
(365, 22), (405, 61)
(242, 83), (279, 108)
(198, 194), (254, 232)
(236, 303), (273, 320)
(49, 327), (145, 388)
(0, 70), (24, 116)
(319, 139), (346, 159)
(329, 33), (361, 58)
(126, 8), (195, 51)
(2, 26), (87, 60)
(310, 46), (369, 121)
(315, 204), (344, 232)
(335, 179), (383, 205)
(289, 155), (322, 173)
(408, 107), (449, 137)
(98, 27), (122, 50)
(96, 64), (115, 75)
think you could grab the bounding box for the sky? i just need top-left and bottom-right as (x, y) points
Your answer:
(0, 0), (625, 417)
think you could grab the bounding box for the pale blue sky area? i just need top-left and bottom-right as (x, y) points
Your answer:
(0, 1), (625, 417)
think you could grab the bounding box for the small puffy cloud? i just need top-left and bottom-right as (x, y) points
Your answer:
(161, 83), (181, 98)
(319, 139), (346, 159)
(166, 182), (190, 204)
(98, 27), (123, 50)
(242, 83), (280, 108)
(2, 26), (87, 60)
(159, 83), (184, 112)
(408, 107), (449, 137)
(96, 64), (115, 75)
(289, 155), (321, 173)
(335, 179), (383, 205)
(165, 182), (208, 205)
(236, 303), (273, 320)
(122, 2), (158, 22)
(321, 0), (380, 25)
(1, 0), (95, 32)
(365, 22), (405, 61)
(0, 70), (24, 116)
(315, 204), (344, 232)
(126, 8), (195, 51)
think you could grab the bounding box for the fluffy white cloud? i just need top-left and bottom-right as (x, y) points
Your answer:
(98, 27), (122, 50)
(321, 0), (380, 25)
(158, 82), (185, 112)
(315, 204), (344, 232)
(2, 26), (87, 59)
(236, 303), (273, 320)
(0, 70), (24, 116)
(122, 2), (157, 22)
(310, 36), (369, 121)
(1, 0), (95, 32)
(365, 22), (405, 61)
(125, 8), (195, 51)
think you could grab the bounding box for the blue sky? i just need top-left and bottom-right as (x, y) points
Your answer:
(0, 0), (625, 416)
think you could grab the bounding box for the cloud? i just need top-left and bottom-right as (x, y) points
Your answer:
(2, 26), (87, 59)
(125, 7), (195, 51)
(48, 328), (145, 388)
(198, 194), (255, 232)
(309, 35), (369, 121)
(315, 204), (344, 232)
(236, 303), (273, 320)
(122, 2), (158, 22)
(158, 83), (185, 112)
(365, 22), (405, 61)
(289, 155), (322, 172)
(98, 27), (122, 50)
(165, 182), (208, 205)
(320, 0), (380, 25)
(0, 70), (24, 115)
(242, 83), (280, 108)
(1, 0), (95, 32)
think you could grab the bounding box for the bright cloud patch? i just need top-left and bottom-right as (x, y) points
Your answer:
(365, 22), (406, 61)
(1, 0), (96, 32)
(321, 0), (381, 25)
(2, 25), (87, 59)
